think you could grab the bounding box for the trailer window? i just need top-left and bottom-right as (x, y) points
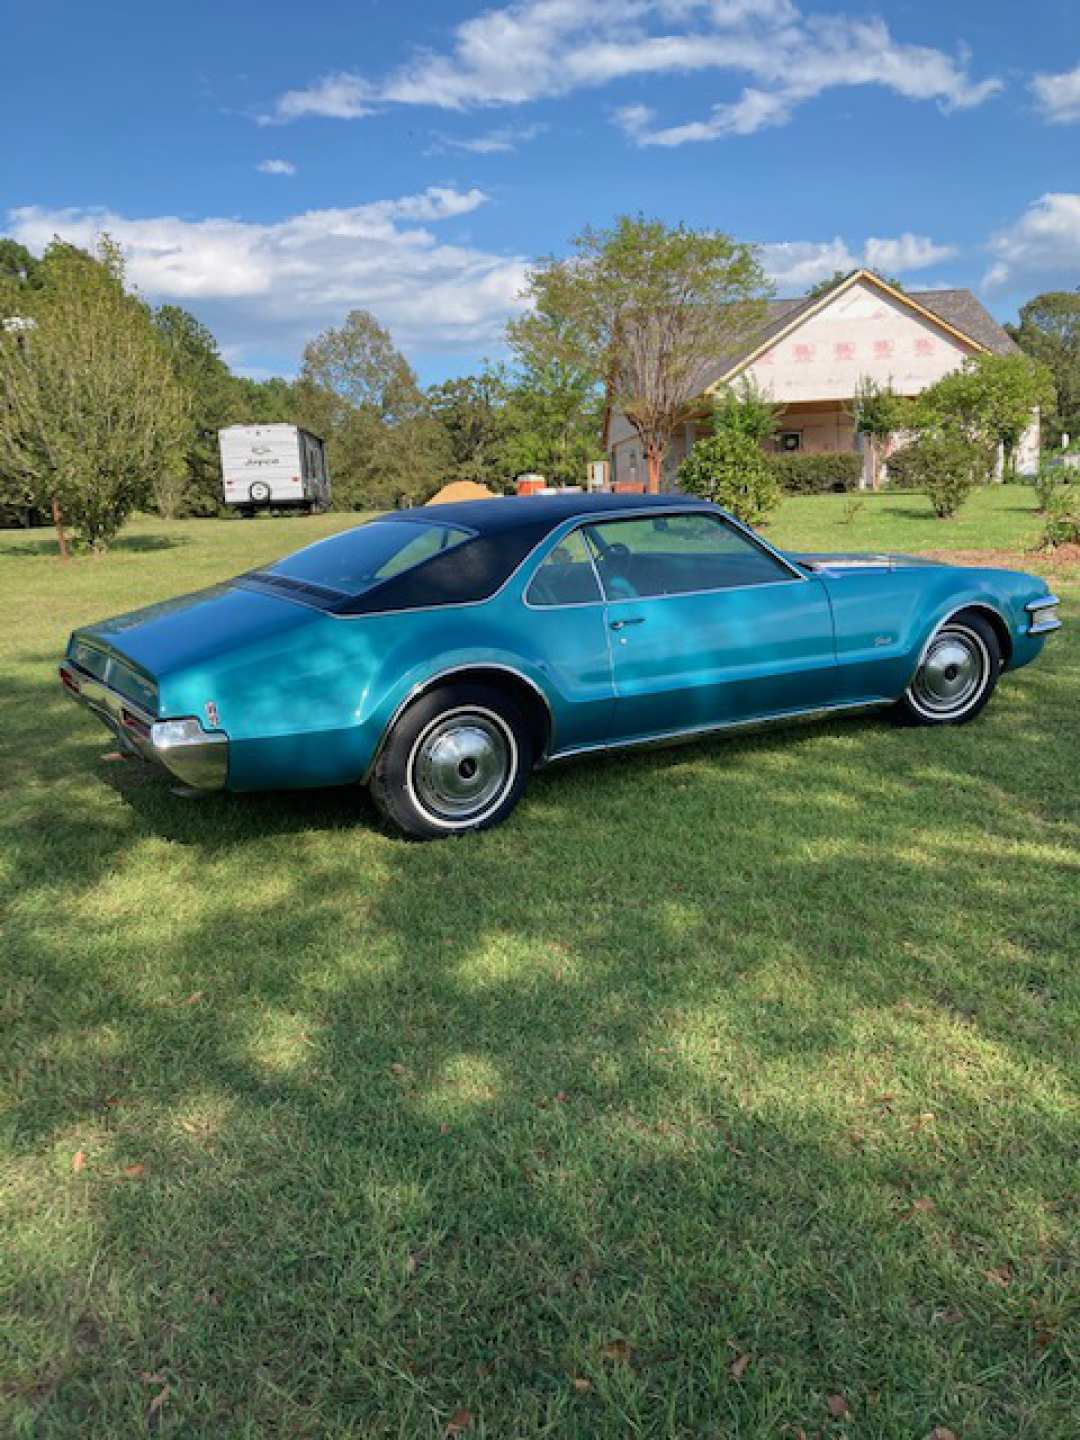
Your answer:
(255, 520), (471, 598)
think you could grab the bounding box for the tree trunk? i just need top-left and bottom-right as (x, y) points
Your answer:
(51, 497), (70, 561)
(645, 445), (663, 495)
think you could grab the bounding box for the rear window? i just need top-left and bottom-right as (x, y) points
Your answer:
(257, 520), (472, 598)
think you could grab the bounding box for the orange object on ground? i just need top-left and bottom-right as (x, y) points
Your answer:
(426, 480), (500, 505)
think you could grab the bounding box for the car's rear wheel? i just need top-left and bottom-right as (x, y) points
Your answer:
(895, 610), (1001, 725)
(370, 683), (533, 839)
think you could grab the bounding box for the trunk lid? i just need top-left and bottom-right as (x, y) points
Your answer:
(68, 582), (321, 704)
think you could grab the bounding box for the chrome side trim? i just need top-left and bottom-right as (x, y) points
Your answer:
(542, 698), (889, 765)
(1026, 594), (1061, 636)
(361, 662), (557, 782)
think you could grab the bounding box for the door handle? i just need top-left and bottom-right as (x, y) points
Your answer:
(610, 617), (646, 630)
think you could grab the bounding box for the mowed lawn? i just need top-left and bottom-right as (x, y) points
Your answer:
(1, 488), (1077, 1439)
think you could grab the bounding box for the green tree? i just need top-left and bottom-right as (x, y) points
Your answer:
(710, 376), (782, 445)
(500, 360), (603, 487)
(509, 215), (767, 494)
(1007, 291), (1080, 448)
(427, 369), (510, 486)
(234, 376), (300, 425)
(852, 376), (906, 490)
(916, 352), (1053, 480)
(298, 310), (448, 508)
(0, 240), (43, 314)
(153, 304), (241, 516)
(804, 268), (902, 300)
(0, 237), (189, 555)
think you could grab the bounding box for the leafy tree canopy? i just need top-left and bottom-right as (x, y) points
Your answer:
(0, 235), (188, 553)
(509, 215), (768, 492)
(804, 268), (903, 300)
(1007, 290), (1080, 447)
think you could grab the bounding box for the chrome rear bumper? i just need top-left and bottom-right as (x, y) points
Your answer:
(59, 662), (228, 791)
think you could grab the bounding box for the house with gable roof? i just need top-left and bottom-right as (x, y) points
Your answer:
(603, 269), (1035, 492)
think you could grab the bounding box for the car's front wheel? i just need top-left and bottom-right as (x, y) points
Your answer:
(370, 683), (533, 839)
(895, 610), (1001, 726)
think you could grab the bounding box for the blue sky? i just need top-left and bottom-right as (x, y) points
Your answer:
(3, 0), (1078, 383)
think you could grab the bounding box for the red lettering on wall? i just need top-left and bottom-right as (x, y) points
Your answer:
(793, 343), (815, 363)
(874, 339), (894, 359)
(915, 337), (935, 356)
(834, 341), (855, 361)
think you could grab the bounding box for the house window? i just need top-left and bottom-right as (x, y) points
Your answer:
(778, 431), (801, 452)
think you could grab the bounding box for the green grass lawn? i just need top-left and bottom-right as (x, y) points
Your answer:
(1, 490), (1077, 1438)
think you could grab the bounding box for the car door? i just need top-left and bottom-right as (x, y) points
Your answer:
(582, 511), (837, 742)
(519, 527), (616, 750)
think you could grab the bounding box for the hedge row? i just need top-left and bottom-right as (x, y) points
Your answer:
(766, 452), (863, 494)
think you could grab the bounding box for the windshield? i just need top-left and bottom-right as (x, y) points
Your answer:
(257, 520), (472, 597)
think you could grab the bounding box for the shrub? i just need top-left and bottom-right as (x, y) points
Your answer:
(1034, 462), (1069, 513)
(883, 442), (919, 489)
(1041, 487), (1080, 548)
(678, 430), (780, 526)
(711, 378), (783, 445)
(767, 452), (863, 494)
(898, 429), (986, 518)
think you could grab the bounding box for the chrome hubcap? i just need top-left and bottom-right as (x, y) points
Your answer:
(910, 626), (986, 714)
(412, 710), (513, 821)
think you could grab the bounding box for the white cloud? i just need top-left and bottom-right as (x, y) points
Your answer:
(983, 192), (1080, 291)
(4, 188), (527, 366)
(430, 122), (547, 154)
(267, 0), (1002, 145)
(758, 238), (858, 290)
(266, 71), (373, 123)
(863, 233), (957, 273)
(1031, 63), (1080, 124)
(256, 158), (297, 176)
(758, 232), (957, 291)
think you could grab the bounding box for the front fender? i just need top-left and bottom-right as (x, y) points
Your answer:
(821, 566), (1047, 703)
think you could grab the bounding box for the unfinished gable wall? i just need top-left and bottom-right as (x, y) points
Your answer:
(739, 280), (980, 404)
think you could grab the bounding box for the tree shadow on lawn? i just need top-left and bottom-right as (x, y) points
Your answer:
(3, 657), (1077, 1434)
(0, 531), (190, 559)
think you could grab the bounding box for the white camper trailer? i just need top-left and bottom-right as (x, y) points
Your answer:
(218, 424), (330, 515)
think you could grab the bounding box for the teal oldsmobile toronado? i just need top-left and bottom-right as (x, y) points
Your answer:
(60, 494), (1062, 839)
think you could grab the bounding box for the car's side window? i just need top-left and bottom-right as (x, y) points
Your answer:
(584, 513), (798, 600)
(526, 530), (603, 607)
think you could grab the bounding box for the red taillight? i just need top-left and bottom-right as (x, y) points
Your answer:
(121, 707), (151, 739)
(60, 666), (80, 694)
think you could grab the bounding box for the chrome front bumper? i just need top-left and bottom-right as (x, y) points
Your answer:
(59, 662), (228, 791)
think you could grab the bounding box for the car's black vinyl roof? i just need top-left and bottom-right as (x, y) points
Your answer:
(383, 490), (713, 538)
(241, 491), (718, 617)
